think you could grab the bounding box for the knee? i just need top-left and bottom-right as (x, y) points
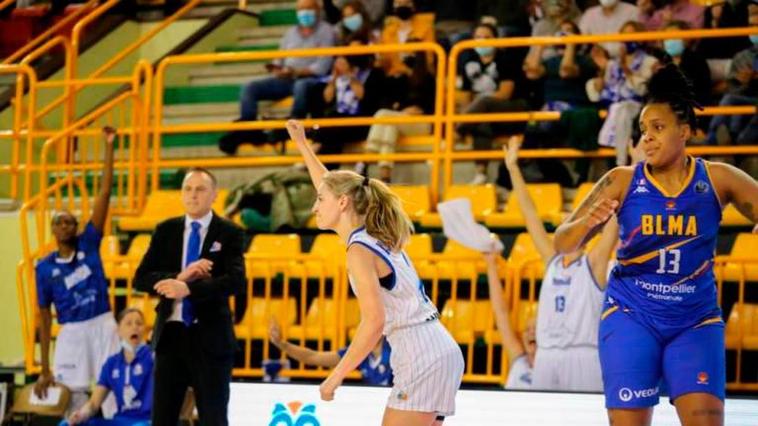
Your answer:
(292, 80), (311, 97)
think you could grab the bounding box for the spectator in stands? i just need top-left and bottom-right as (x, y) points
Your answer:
(360, 50), (436, 183)
(336, 1), (376, 45)
(477, 0), (532, 37)
(520, 21), (596, 186)
(587, 20), (658, 165)
(219, 0), (336, 154)
(483, 244), (536, 390)
(525, 0), (581, 62)
(324, 0), (386, 27)
(697, 0), (751, 59)
(268, 321), (393, 386)
(495, 137), (618, 392)
(658, 21), (713, 113)
(60, 308), (153, 426)
(309, 42), (384, 169)
(34, 127), (119, 416)
(457, 22), (529, 185)
(378, 0), (435, 78)
(579, 0), (639, 58)
(705, 4), (758, 146)
(638, 0), (705, 30)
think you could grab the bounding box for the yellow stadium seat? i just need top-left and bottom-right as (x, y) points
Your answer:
(390, 185), (431, 222)
(722, 204), (752, 227)
(405, 233), (435, 279)
(235, 297), (297, 340)
(572, 182), (595, 211)
(100, 235), (121, 279)
(485, 184), (563, 228)
(484, 300), (537, 344)
(508, 233), (550, 279)
(725, 303), (758, 349)
(111, 234), (151, 279)
(440, 300), (492, 344)
(119, 189), (229, 232)
(291, 233), (345, 278)
(288, 298), (341, 341)
(722, 233), (758, 282)
(420, 184), (497, 228)
(129, 295), (159, 334)
(246, 234), (301, 278)
(435, 239), (484, 279)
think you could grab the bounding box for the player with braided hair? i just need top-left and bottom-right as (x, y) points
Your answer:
(555, 63), (758, 426)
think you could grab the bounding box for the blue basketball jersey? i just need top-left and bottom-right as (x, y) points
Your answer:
(35, 222), (111, 324)
(97, 345), (154, 420)
(609, 157), (722, 325)
(338, 339), (393, 386)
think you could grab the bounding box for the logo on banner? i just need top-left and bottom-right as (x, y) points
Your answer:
(269, 401), (320, 426)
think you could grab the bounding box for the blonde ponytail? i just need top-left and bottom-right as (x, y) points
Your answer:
(321, 171), (413, 251)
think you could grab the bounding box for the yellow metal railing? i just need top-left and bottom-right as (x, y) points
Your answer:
(0, 63), (37, 200)
(444, 27), (758, 186)
(152, 42), (447, 202)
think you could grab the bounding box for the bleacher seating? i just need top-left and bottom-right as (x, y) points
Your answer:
(420, 184), (497, 228)
(485, 184), (563, 228)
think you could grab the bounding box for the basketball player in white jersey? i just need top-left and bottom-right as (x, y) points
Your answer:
(285, 120), (464, 426)
(483, 245), (536, 389)
(501, 137), (618, 392)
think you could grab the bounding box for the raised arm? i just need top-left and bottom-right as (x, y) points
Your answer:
(90, 127), (116, 233)
(320, 245), (385, 401)
(286, 120), (328, 189)
(269, 320), (340, 368)
(554, 167), (630, 254)
(483, 248), (525, 365)
(586, 215), (619, 289)
(503, 138), (554, 263)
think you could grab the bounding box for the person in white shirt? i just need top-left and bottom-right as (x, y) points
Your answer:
(579, 0), (639, 57)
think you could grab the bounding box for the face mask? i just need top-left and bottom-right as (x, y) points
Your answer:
(664, 39), (685, 57)
(599, 0), (618, 7)
(750, 35), (758, 46)
(342, 13), (363, 32)
(624, 41), (640, 53)
(394, 6), (413, 20)
(297, 9), (317, 28)
(475, 46), (495, 57)
(120, 339), (139, 353)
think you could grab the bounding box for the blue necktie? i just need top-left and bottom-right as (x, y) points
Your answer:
(182, 221), (201, 326)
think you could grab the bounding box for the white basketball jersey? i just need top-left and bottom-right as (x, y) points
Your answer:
(505, 355), (533, 390)
(536, 255), (604, 349)
(347, 227), (439, 336)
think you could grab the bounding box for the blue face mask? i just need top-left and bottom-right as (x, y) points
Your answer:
(342, 13), (363, 32)
(750, 34), (758, 46)
(475, 46), (495, 57)
(297, 9), (317, 28)
(663, 39), (685, 57)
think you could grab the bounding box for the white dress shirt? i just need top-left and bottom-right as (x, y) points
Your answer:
(168, 210), (213, 323)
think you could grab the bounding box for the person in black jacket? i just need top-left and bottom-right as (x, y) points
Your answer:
(135, 167), (245, 426)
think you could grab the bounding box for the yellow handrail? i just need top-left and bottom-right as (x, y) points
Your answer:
(152, 42), (447, 201)
(20, 36), (75, 132)
(0, 64), (37, 200)
(0, 0), (15, 12)
(2, 0), (99, 64)
(443, 26), (758, 187)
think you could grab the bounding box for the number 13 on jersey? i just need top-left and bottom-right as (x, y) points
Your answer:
(656, 248), (681, 274)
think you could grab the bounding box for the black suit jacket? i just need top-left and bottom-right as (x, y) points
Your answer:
(135, 213), (246, 357)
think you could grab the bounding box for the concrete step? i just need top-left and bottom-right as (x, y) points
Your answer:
(237, 26), (289, 39)
(236, 36), (282, 46)
(189, 75), (260, 86)
(188, 62), (268, 78)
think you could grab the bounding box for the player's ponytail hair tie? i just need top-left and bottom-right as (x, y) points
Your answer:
(362, 175), (370, 187)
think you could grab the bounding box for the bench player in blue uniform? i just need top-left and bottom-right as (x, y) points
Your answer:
(35, 127), (120, 414)
(61, 308), (153, 426)
(555, 63), (758, 425)
(269, 320), (393, 386)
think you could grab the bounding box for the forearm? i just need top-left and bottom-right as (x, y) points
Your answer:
(323, 83), (336, 103)
(39, 310), (52, 373)
(331, 319), (383, 379)
(87, 386), (109, 412)
(554, 216), (595, 254)
(485, 260), (523, 359)
(279, 341), (320, 365)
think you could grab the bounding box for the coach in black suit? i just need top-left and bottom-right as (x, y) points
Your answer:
(135, 167), (245, 426)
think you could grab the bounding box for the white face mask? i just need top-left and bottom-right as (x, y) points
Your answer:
(120, 339), (142, 353)
(599, 0), (618, 7)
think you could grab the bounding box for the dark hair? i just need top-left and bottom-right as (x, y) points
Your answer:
(117, 307), (144, 323)
(474, 22), (498, 38)
(184, 167), (217, 188)
(559, 19), (580, 35)
(51, 210), (78, 227)
(645, 63), (702, 129)
(621, 20), (644, 32)
(341, 1), (372, 41)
